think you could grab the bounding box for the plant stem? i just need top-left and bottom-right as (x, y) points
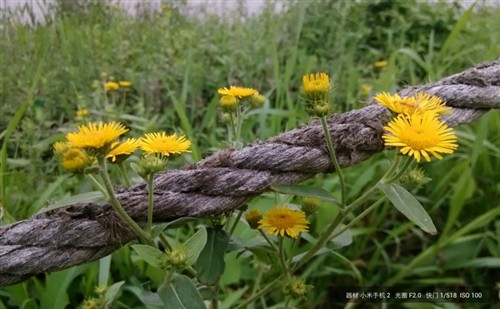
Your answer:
(287, 236), (299, 264)
(328, 197), (385, 241)
(228, 210), (244, 237)
(292, 155), (406, 272)
(320, 116), (347, 207)
(258, 230), (278, 252)
(278, 237), (290, 280)
(382, 156), (413, 183)
(228, 112), (237, 145)
(97, 156), (152, 245)
(146, 173), (155, 234)
(250, 264), (266, 299)
(87, 174), (108, 198)
(118, 161), (132, 187)
(235, 280), (280, 309)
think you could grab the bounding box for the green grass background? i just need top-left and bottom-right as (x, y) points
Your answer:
(1, 0), (499, 308)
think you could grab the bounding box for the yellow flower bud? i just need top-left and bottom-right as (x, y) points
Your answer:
(245, 209), (263, 229)
(220, 95), (239, 112)
(250, 93), (265, 108)
(301, 197), (321, 215)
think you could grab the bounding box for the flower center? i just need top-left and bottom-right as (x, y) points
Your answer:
(400, 124), (438, 149)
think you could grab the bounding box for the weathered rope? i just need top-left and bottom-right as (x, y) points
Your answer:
(1, 61), (499, 287)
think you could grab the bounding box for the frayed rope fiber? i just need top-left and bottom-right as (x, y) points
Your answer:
(1, 61), (499, 287)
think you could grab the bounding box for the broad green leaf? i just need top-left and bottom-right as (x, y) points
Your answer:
(271, 184), (340, 207)
(292, 247), (330, 263)
(131, 244), (164, 269)
(184, 226), (207, 265)
(37, 191), (105, 214)
(158, 274), (205, 309)
(378, 183), (437, 235)
(98, 255), (112, 286)
(151, 217), (198, 238)
(103, 281), (125, 307)
(136, 290), (162, 306)
(38, 265), (88, 309)
(194, 228), (229, 285)
(330, 225), (353, 247)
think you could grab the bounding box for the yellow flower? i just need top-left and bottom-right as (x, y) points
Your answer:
(219, 95), (239, 112)
(383, 112), (458, 163)
(104, 81), (119, 91)
(76, 108), (89, 117)
(258, 206), (309, 238)
(61, 148), (93, 173)
(140, 132), (191, 157)
(107, 138), (139, 163)
(245, 209), (263, 229)
(66, 122), (128, 151)
(373, 60), (387, 68)
(302, 72), (330, 97)
(375, 92), (451, 116)
(217, 86), (257, 98)
(118, 81), (131, 87)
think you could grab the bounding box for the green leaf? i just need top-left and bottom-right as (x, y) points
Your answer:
(377, 183), (437, 235)
(38, 265), (88, 309)
(271, 184), (340, 207)
(103, 281), (125, 307)
(184, 226), (208, 266)
(158, 274), (205, 309)
(151, 217), (198, 238)
(131, 244), (164, 269)
(36, 191), (105, 214)
(98, 255), (112, 286)
(194, 228), (229, 285)
(220, 287), (248, 309)
(445, 257), (500, 270)
(438, 3), (475, 60)
(330, 225), (353, 247)
(31, 175), (69, 212)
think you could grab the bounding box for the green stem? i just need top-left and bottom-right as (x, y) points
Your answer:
(235, 106), (243, 143)
(292, 155), (407, 272)
(87, 174), (108, 198)
(328, 197), (385, 241)
(291, 210), (344, 273)
(228, 210), (244, 237)
(98, 156), (152, 245)
(258, 230), (278, 252)
(228, 112), (237, 145)
(382, 156), (413, 183)
(118, 162), (132, 187)
(235, 280), (280, 309)
(320, 116), (347, 207)
(250, 264), (266, 299)
(146, 173), (155, 234)
(278, 237), (290, 280)
(287, 237), (300, 264)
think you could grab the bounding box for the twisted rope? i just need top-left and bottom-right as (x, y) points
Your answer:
(1, 61), (499, 287)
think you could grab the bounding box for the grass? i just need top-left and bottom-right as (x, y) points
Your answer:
(0, 0), (499, 308)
